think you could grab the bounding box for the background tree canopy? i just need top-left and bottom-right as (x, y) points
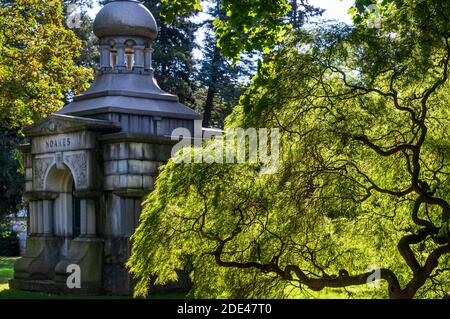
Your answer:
(0, 0), (448, 299)
(0, 127), (24, 225)
(128, 0), (450, 299)
(0, 0), (93, 130)
(159, 0), (322, 61)
(0, 0), (93, 228)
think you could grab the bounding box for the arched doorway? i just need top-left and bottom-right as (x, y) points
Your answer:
(46, 164), (81, 255)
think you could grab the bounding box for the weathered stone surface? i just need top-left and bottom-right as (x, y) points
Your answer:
(129, 143), (144, 159)
(15, 0), (201, 296)
(32, 131), (96, 155)
(104, 175), (119, 190)
(103, 142), (174, 161)
(104, 160), (118, 175)
(64, 151), (91, 190)
(119, 143), (128, 159)
(25, 168), (33, 180)
(25, 181), (33, 192)
(13, 236), (62, 280)
(142, 175), (155, 189)
(103, 237), (132, 295)
(117, 160), (128, 174)
(142, 143), (153, 159)
(24, 153), (33, 168)
(121, 175), (142, 189)
(104, 143), (119, 161)
(104, 159), (160, 176)
(33, 156), (54, 190)
(54, 238), (104, 294)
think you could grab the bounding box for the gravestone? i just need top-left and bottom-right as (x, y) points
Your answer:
(10, 0), (202, 295)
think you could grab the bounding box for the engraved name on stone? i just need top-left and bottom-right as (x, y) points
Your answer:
(45, 137), (72, 150)
(32, 132), (92, 154)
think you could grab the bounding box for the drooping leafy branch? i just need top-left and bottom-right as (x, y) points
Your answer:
(128, 0), (450, 299)
(160, 0), (322, 61)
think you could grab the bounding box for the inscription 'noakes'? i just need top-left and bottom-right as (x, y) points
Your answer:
(45, 138), (71, 149)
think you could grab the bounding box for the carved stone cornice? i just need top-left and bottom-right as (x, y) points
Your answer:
(25, 114), (121, 137)
(99, 132), (178, 145)
(73, 190), (102, 199)
(112, 189), (149, 198)
(23, 191), (59, 201)
(18, 143), (31, 153)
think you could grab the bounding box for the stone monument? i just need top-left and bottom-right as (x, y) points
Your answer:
(10, 0), (202, 295)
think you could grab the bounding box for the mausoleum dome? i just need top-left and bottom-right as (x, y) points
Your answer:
(93, 0), (158, 39)
(57, 0), (201, 122)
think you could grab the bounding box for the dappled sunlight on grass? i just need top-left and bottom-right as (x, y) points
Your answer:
(284, 282), (388, 299)
(0, 257), (17, 285)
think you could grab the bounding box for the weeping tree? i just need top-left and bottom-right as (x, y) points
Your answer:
(128, 0), (450, 299)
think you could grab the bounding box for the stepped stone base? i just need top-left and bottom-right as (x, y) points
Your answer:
(13, 236), (62, 280)
(9, 279), (103, 296)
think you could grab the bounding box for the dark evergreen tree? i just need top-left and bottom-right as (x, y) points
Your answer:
(0, 127), (24, 224)
(195, 0), (249, 128)
(286, 0), (324, 29)
(143, 0), (198, 107)
(196, 0), (322, 128)
(62, 0), (99, 68)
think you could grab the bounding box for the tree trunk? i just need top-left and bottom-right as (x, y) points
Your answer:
(202, 86), (215, 128)
(202, 45), (221, 128)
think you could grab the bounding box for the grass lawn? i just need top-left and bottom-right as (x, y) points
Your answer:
(0, 257), (384, 299)
(0, 257), (185, 299)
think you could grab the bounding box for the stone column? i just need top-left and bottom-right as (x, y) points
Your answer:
(29, 201), (38, 235)
(116, 44), (126, 72)
(80, 198), (96, 237)
(100, 45), (111, 71)
(153, 116), (162, 135)
(144, 47), (154, 72)
(86, 199), (96, 236)
(42, 200), (54, 235)
(133, 45), (145, 71)
(37, 200), (44, 235)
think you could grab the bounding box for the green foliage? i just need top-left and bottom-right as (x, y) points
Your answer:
(151, 2), (199, 107)
(160, 0), (202, 21)
(0, 127), (24, 223)
(160, 0), (322, 61)
(129, 0), (450, 299)
(0, 0), (93, 130)
(62, 0), (99, 69)
(195, 1), (250, 128)
(0, 231), (20, 257)
(213, 0), (292, 61)
(195, 0), (322, 127)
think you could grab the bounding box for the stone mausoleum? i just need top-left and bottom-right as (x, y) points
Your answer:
(10, 0), (202, 295)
